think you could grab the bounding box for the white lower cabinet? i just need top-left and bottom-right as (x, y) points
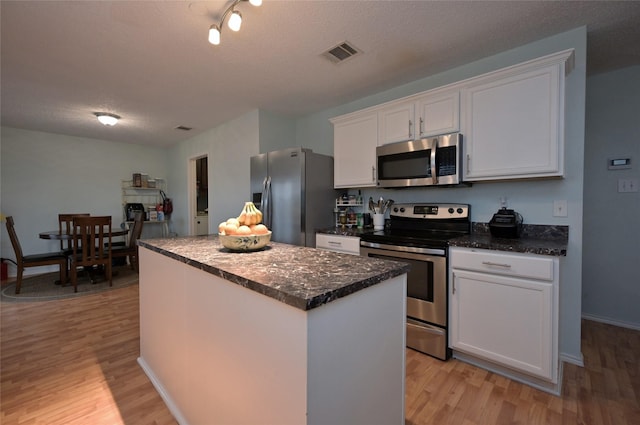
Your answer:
(195, 215), (208, 235)
(316, 233), (361, 255)
(449, 247), (559, 385)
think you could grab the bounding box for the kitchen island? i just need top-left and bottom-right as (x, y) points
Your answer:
(137, 235), (409, 425)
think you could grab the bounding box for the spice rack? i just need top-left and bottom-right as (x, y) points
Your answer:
(335, 199), (365, 228)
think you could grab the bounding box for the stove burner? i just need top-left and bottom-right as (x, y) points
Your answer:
(360, 203), (471, 251)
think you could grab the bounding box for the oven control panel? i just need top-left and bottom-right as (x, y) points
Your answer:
(390, 203), (469, 219)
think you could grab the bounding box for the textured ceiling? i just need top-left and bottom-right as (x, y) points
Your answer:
(1, 1), (639, 147)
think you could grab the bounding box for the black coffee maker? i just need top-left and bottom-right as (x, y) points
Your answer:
(489, 208), (523, 238)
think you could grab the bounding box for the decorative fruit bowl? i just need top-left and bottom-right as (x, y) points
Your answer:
(219, 231), (272, 251)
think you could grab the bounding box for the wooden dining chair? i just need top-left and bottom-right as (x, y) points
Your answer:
(5, 216), (68, 294)
(69, 216), (112, 293)
(111, 211), (144, 271)
(58, 213), (90, 254)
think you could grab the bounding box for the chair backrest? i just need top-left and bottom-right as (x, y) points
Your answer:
(72, 216), (112, 266)
(5, 216), (24, 264)
(128, 211), (144, 249)
(59, 213), (90, 251)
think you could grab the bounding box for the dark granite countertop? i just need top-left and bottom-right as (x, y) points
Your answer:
(316, 227), (374, 237)
(449, 223), (569, 256)
(319, 224), (568, 257)
(138, 235), (410, 311)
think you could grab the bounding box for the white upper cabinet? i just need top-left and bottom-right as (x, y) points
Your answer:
(330, 49), (574, 188)
(461, 50), (574, 181)
(378, 90), (460, 145)
(415, 90), (460, 138)
(378, 100), (416, 145)
(331, 109), (378, 188)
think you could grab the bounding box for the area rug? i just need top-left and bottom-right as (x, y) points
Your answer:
(1, 266), (139, 302)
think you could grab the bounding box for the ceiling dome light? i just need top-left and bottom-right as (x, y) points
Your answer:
(228, 10), (242, 32)
(208, 24), (221, 45)
(249, 0), (262, 6)
(94, 112), (120, 126)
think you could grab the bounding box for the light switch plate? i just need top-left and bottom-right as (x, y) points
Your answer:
(553, 200), (568, 217)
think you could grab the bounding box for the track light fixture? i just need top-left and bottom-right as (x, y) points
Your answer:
(208, 0), (262, 46)
(94, 112), (120, 126)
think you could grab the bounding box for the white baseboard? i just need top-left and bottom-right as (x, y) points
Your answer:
(452, 350), (562, 396)
(137, 357), (188, 425)
(582, 313), (640, 331)
(560, 351), (584, 367)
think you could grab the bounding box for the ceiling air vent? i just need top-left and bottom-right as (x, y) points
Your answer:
(322, 41), (361, 64)
(174, 125), (192, 131)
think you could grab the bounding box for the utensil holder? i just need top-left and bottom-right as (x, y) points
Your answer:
(373, 213), (385, 230)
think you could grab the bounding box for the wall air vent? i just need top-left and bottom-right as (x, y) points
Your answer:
(175, 125), (192, 131)
(322, 41), (362, 64)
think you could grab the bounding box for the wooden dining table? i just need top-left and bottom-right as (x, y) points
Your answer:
(39, 228), (130, 284)
(39, 228), (129, 240)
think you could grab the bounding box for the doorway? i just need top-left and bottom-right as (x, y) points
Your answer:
(189, 155), (209, 236)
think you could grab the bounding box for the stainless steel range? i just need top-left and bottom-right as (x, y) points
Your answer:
(360, 203), (470, 360)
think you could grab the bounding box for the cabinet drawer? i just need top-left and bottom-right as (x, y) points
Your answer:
(316, 234), (361, 255)
(450, 248), (555, 281)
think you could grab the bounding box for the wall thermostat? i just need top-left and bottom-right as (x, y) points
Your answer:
(607, 157), (632, 170)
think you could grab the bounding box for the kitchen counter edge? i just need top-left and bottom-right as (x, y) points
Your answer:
(138, 236), (410, 311)
(317, 223), (569, 256)
(449, 224), (569, 256)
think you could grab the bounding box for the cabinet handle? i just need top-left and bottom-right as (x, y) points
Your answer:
(372, 166), (376, 182)
(482, 261), (512, 268)
(466, 154), (471, 173)
(419, 117), (424, 136)
(408, 120), (412, 137)
(452, 278), (456, 294)
(328, 241), (342, 247)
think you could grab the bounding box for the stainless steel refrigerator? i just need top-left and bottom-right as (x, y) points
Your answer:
(250, 148), (338, 247)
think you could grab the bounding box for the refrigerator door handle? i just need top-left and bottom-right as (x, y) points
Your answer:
(263, 176), (272, 229)
(261, 176), (268, 212)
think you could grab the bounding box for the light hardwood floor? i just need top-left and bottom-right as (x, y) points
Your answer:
(2, 281), (639, 425)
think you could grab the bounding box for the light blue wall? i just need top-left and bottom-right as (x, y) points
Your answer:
(258, 110), (297, 153)
(582, 65), (640, 329)
(0, 126), (169, 271)
(167, 110), (260, 237)
(295, 27), (588, 364)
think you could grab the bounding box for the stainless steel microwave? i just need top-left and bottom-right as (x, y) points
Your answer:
(376, 133), (463, 188)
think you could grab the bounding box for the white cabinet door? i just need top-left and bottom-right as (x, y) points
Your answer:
(461, 51), (572, 181)
(378, 100), (415, 145)
(331, 110), (378, 188)
(450, 269), (554, 380)
(415, 90), (460, 138)
(379, 91), (460, 145)
(449, 247), (559, 382)
(195, 216), (208, 235)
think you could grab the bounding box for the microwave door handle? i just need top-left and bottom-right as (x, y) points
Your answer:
(431, 138), (438, 184)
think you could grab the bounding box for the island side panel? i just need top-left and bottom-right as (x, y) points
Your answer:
(306, 274), (407, 425)
(138, 248), (190, 422)
(138, 247), (309, 425)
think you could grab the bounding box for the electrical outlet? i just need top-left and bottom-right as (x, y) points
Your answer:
(553, 200), (568, 217)
(618, 178), (639, 193)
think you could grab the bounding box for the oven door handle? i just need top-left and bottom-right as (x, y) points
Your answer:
(360, 240), (445, 256)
